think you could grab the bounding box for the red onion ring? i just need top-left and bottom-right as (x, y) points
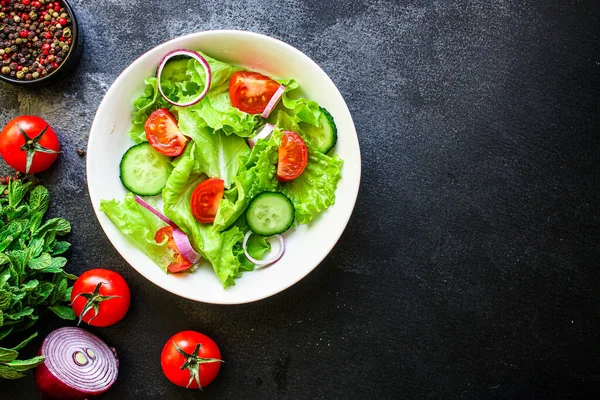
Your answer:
(156, 49), (212, 107)
(261, 85), (285, 118)
(242, 231), (285, 267)
(34, 327), (118, 400)
(134, 195), (201, 264)
(247, 123), (274, 149)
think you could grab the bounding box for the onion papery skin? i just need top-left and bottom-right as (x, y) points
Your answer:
(35, 327), (119, 400)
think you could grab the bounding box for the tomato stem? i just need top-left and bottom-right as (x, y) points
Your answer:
(173, 341), (223, 389)
(71, 282), (122, 326)
(16, 123), (59, 174)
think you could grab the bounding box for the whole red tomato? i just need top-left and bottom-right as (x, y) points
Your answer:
(71, 269), (131, 327)
(0, 116), (59, 174)
(161, 330), (222, 389)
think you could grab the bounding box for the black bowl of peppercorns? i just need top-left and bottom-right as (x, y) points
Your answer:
(0, 0), (82, 86)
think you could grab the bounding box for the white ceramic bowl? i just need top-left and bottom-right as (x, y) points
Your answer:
(87, 30), (361, 304)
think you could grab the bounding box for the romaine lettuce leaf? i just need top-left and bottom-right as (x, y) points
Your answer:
(212, 130), (280, 231)
(162, 156), (249, 287)
(177, 112), (250, 188)
(99, 194), (171, 272)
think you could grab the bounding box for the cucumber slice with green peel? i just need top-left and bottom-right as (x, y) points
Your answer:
(303, 107), (338, 154)
(246, 192), (295, 236)
(119, 143), (172, 196)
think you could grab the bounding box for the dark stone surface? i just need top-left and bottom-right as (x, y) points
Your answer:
(1, 0), (599, 398)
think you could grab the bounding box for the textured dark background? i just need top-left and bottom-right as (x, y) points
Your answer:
(1, 0), (599, 398)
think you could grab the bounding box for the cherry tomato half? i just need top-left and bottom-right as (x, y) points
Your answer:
(161, 330), (222, 389)
(154, 226), (193, 273)
(145, 108), (188, 156)
(190, 178), (224, 224)
(0, 116), (59, 174)
(229, 71), (280, 114)
(71, 269), (131, 327)
(277, 131), (308, 182)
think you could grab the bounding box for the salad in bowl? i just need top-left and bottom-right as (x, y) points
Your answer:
(87, 31), (360, 303)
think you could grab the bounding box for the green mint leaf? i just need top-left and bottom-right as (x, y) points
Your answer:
(0, 364), (25, 379)
(27, 253), (52, 270)
(49, 277), (67, 305)
(48, 305), (75, 320)
(4, 307), (34, 321)
(0, 348), (19, 362)
(51, 241), (71, 255)
(20, 279), (39, 291)
(7, 180), (33, 208)
(62, 286), (72, 302)
(29, 211), (44, 235)
(5, 355), (45, 371)
(28, 186), (49, 215)
(28, 238), (44, 258)
(0, 291), (10, 310)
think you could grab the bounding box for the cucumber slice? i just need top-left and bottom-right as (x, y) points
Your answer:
(246, 192), (295, 236)
(303, 107), (338, 154)
(119, 143), (172, 196)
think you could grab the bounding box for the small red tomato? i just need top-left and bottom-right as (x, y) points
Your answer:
(229, 71), (281, 114)
(71, 269), (131, 327)
(190, 178), (224, 224)
(144, 108), (188, 156)
(161, 331), (222, 389)
(277, 131), (308, 182)
(154, 227), (192, 273)
(0, 116), (59, 174)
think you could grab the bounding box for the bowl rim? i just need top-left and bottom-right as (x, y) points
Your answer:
(87, 29), (362, 304)
(0, 0), (78, 86)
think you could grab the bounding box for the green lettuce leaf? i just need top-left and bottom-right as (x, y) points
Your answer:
(99, 194), (171, 273)
(162, 157), (250, 287)
(213, 130), (280, 231)
(177, 114), (250, 188)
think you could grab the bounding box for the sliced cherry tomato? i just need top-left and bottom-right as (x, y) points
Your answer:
(190, 178), (224, 223)
(71, 269), (131, 327)
(0, 116), (59, 174)
(155, 226), (193, 273)
(161, 330), (222, 389)
(229, 71), (280, 114)
(145, 108), (188, 156)
(277, 131), (308, 182)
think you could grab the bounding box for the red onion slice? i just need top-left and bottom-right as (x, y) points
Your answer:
(156, 49), (212, 107)
(242, 231), (285, 267)
(172, 226), (202, 264)
(35, 327), (118, 400)
(261, 84), (285, 118)
(247, 123), (274, 149)
(134, 195), (202, 264)
(135, 195), (176, 227)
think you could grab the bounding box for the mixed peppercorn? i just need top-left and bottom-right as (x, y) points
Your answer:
(0, 0), (73, 80)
